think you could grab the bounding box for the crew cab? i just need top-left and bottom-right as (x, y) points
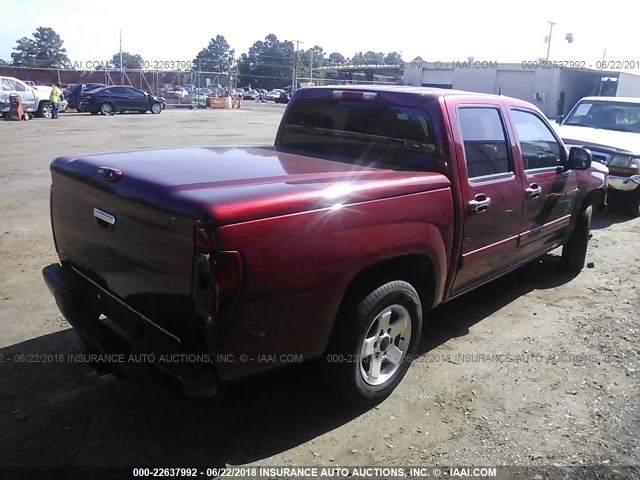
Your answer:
(554, 96), (640, 217)
(43, 86), (607, 405)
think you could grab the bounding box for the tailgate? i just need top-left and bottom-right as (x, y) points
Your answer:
(50, 169), (196, 341)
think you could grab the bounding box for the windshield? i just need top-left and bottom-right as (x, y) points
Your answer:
(564, 100), (640, 133)
(279, 98), (437, 171)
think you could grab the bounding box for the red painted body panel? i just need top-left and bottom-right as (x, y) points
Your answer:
(211, 189), (453, 380)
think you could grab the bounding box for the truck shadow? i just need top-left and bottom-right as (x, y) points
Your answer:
(419, 252), (576, 351)
(1, 252), (575, 467)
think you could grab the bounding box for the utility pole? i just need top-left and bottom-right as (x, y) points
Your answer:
(119, 29), (123, 84)
(291, 40), (303, 92)
(545, 21), (556, 61)
(310, 49), (314, 84)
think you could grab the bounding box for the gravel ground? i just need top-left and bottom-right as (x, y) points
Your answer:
(0, 105), (638, 478)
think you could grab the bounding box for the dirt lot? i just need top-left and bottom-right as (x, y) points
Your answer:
(1, 105), (638, 474)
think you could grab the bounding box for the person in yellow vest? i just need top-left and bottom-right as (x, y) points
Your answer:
(50, 82), (62, 119)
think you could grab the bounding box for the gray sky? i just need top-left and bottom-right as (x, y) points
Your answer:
(0, 0), (636, 70)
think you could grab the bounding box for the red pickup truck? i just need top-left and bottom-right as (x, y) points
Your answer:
(43, 86), (607, 405)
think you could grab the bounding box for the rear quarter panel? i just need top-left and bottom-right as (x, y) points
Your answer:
(211, 188), (454, 380)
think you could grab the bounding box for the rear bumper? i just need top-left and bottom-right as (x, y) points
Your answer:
(42, 263), (218, 397)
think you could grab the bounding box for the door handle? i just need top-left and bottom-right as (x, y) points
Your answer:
(94, 208), (116, 232)
(526, 184), (542, 199)
(468, 194), (492, 213)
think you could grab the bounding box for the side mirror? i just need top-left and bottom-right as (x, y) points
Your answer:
(567, 147), (592, 170)
(556, 115), (564, 125)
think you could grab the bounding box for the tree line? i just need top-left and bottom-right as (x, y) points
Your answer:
(4, 28), (404, 90)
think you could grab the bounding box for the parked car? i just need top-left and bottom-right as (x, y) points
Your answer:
(0, 76), (68, 118)
(275, 91), (290, 104)
(81, 85), (165, 115)
(182, 84), (197, 94)
(65, 83), (106, 111)
(44, 86), (606, 406)
(266, 90), (281, 101)
(554, 96), (640, 217)
(163, 86), (189, 99)
(243, 90), (259, 100)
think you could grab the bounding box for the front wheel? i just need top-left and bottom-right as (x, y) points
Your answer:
(562, 204), (593, 273)
(150, 102), (162, 114)
(37, 101), (52, 118)
(326, 280), (422, 406)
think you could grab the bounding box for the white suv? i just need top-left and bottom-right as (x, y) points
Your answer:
(0, 76), (68, 118)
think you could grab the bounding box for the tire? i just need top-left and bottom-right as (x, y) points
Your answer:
(623, 188), (640, 218)
(37, 100), (52, 118)
(326, 280), (422, 407)
(562, 204), (593, 273)
(150, 102), (162, 114)
(100, 103), (114, 115)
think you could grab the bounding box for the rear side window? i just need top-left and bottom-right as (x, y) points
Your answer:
(279, 98), (437, 170)
(458, 107), (512, 178)
(9, 79), (26, 92)
(511, 109), (564, 170)
(125, 87), (144, 96)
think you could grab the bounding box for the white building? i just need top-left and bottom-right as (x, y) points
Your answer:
(403, 60), (640, 118)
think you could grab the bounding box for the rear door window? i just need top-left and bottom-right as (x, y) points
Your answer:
(457, 107), (512, 179)
(8, 79), (27, 92)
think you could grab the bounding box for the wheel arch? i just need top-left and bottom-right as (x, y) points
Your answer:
(36, 99), (52, 117)
(584, 186), (606, 213)
(328, 253), (437, 350)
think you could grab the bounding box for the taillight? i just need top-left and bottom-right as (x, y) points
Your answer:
(193, 227), (242, 349)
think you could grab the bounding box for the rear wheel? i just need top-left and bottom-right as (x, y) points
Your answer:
(100, 102), (114, 115)
(623, 188), (640, 218)
(562, 204), (593, 273)
(326, 280), (422, 406)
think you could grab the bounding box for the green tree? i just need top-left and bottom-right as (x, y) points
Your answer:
(328, 52), (345, 64)
(0, 58), (8, 66)
(298, 46), (325, 83)
(363, 51), (384, 64)
(193, 35), (235, 72)
(238, 34), (294, 90)
(351, 52), (366, 65)
(110, 51), (144, 69)
(11, 27), (69, 68)
(384, 52), (403, 65)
